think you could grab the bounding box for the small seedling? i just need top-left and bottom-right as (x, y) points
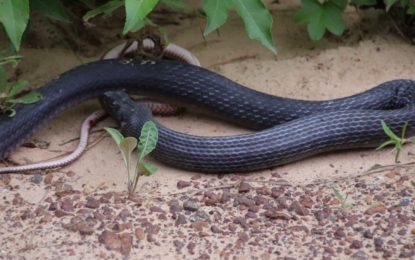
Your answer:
(105, 121), (158, 194)
(0, 80), (43, 116)
(0, 55), (42, 116)
(377, 120), (411, 163)
(331, 185), (349, 208)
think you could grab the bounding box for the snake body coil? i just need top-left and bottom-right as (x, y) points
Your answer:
(1, 59), (414, 173)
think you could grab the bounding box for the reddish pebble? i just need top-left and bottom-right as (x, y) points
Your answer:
(85, 197), (100, 209)
(60, 199), (74, 212)
(177, 180), (191, 189)
(364, 204), (386, 215)
(238, 181), (251, 193)
(135, 228), (145, 240)
(264, 209), (291, 220)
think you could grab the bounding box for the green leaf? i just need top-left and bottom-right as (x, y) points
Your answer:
(331, 186), (345, 202)
(7, 80), (28, 97)
(123, 0), (159, 34)
(137, 121), (158, 159)
(330, 0), (348, 9)
(400, 0), (409, 5)
(31, 0), (70, 23)
(79, 0), (97, 9)
(0, 66), (7, 94)
(380, 120), (400, 141)
(295, 0), (345, 41)
(105, 127), (124, 145)
(160, 0), (191, 12)
(83, 0), (123, 22)
(8, 108), (16, 117)
(230, 0), (276, 54)
(295, 0), (320, 23)
(307, 15), (326, 41)
(0, 0), (30, 51)
(395, 147), (401, 162)
(119, 136), (138, 174)
(142, 162), (157, 175)
(376, 139), (396, 150)
(7, 91), (41, 104)
(323, 2), (345, 36)
(203, 0), (230, 35)
(408, 4), (415, 15)
(0, 55), (22, 67)
(351, 0), (377, 5)
(401, 121), (408, 140)
(384, 0), (399, 11)
(7, 91), (42, 104)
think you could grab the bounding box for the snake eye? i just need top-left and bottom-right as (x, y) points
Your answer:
(100, 93), (121, 111)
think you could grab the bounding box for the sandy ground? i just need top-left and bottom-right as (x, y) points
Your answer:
(1, 2), (415, 259)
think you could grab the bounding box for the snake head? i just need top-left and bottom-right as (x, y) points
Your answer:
(99, 91), (130, 121)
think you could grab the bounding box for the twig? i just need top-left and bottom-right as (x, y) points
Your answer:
(360, 161), (415, 175)
(308, 161), (415, 187)
(85, 131), (108, 150)
(59, 128), (110, 146)
(186, 39), (221, 50)
(207, 54), (257, 68)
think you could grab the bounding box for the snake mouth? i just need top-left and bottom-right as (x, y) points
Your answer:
(99, 92), (126, 120)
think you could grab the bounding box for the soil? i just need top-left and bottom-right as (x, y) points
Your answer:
(1, 1), (414, 259)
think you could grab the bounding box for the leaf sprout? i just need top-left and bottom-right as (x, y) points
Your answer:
(105, 121), (159, 194)
(377, 120), (412, 163)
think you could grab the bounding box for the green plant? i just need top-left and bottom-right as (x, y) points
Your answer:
(83, 0), (276, 53)
(0, 0), (276, 53)
(2, 0), (415, 54)
(105, 121), (158, 194)
(331, 185), (349, 208)
(295, 0), (415, 41)
(0, 0), (69, 51)
(377, 120), (411, 162)
(295, 0), (347, 41)
(0, 54), (42, 116)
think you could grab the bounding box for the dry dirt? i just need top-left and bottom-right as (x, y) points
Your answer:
(0, 1), (414, 259)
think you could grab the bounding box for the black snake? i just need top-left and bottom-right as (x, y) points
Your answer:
(0, 58), (414, 173)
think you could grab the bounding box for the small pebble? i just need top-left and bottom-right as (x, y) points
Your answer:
(183, 200), (199, 211)
(350, 240), (363, 249)
(173, 240), (184, 251)
(351, 250), (368, 259)
(85, 197), (100, 209)
(334, 228), (346, 239)
(364, 204), (386, 215)
(177, 180), (191, 189)
(374, 237), (384, 248)
(30, 174), (43, 184)
(60, 199), (74, 212)
(264, 209), (291, 220)
(134, 228), (145, 240)
(238, 181), (251, 193)
(363, 230), (373, 239)
(175, 214), (187, 226)
(400, 196), (410, 206)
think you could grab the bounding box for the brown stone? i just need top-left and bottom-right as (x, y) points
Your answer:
(85, 197), (100, 209)
(191, 220), (208, 231)
(135, 228), (145, 240)
(365, 204), (386, 215)
(238, 181), (251, 193)
(177, 180), (191, 189)
(264, 209), (291, 220)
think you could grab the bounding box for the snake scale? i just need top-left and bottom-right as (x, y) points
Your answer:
(0, 58), (414, 173)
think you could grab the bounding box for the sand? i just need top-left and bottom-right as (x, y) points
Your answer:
(1, 2), (414, 259)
